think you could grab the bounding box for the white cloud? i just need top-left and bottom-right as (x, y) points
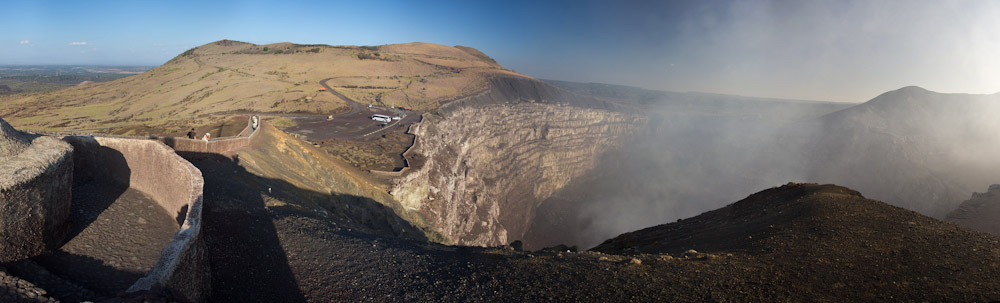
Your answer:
(68, 41), (87, 46)
(19, 40), (29, 44)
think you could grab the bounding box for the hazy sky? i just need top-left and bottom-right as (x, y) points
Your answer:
(4, 0), (999, 102)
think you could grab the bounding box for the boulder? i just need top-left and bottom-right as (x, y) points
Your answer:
(0, 117), (73, 262)
(0, 117), (31, 161)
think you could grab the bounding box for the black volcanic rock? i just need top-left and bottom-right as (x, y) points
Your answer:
(591, 183), (1000, 300)
(592, 183), (989, 255)
(946, 184), (1000, 235)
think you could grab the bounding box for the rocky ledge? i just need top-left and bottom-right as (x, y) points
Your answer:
(946, 184), (1000, 235)
(0, 117), (73, 262)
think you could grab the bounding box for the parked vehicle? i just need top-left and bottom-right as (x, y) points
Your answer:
(371, 114), (392, 123)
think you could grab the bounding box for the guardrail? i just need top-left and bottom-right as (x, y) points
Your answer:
(369, 115), (423, 177)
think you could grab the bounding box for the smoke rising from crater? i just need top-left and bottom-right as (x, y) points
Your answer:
(523, 88), (1000, 250)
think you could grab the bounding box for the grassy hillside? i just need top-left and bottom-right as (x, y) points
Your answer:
(0, 40), (525, 133)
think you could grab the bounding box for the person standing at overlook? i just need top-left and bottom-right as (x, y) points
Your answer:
(186, 128), (196, 139)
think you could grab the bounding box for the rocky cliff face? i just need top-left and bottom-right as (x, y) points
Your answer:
(391, 103), (643, 246)
(946, 184), (1000, 235)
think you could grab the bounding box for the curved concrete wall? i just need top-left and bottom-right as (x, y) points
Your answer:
(370, 115), (423, 177)
(162, 115), (258, 155)
(33, 115), (258, 156)
(0, 136), (73, 262)
(163, 136), (252, 154)
(63, 136), (207, 302)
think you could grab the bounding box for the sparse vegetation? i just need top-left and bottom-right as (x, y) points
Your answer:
(1, 40), (508, 130)
(269, 117), (297, 128)
(357, 51), (383, 60)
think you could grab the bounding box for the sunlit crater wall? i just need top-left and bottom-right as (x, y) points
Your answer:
(392, 77), (645, 246)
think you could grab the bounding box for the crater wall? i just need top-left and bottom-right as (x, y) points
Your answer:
(391, 102), (643, 246)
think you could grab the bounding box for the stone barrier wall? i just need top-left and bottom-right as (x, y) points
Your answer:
(4, 115), (259, 302)
(163, 136), (251, 154)
(35, 115), (258, 156)
(161, 114), (258, 155)
(62, 136), (208, 302)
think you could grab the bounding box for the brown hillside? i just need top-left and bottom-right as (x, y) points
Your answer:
(193, 121), (441, 241)
(593, 183), (1000, 301)
(0, 40), (524, 133)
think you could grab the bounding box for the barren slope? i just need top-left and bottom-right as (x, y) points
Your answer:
(593, 183), (1000, 301)
(0, 40), (522, 134)
(196, 121), (439, 241)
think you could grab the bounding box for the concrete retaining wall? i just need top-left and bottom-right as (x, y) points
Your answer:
(34, 115), (258, 156)
(63, 136), (207, 302)
(0, 136), (73, 262)
(161, 136), (252, 154)
(160, 115), (258, 155)
(4, 115), (260, 301)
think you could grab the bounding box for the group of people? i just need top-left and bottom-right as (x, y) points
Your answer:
(186, 128), (211, 141)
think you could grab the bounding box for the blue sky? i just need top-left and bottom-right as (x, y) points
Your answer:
(4, 0), (1000, 102)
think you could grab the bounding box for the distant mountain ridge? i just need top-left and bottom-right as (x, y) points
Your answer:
(805, 86), (1000, 217)
(542, 79), (852, 120)
(542, 79), (841, 104)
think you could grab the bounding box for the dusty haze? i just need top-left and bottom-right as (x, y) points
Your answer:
(523, 85), (1000, 250)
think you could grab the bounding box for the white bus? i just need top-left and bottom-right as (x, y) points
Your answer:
(371, 114), (392, 123)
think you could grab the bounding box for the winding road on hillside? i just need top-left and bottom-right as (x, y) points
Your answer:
(319, 78), (363, 117)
